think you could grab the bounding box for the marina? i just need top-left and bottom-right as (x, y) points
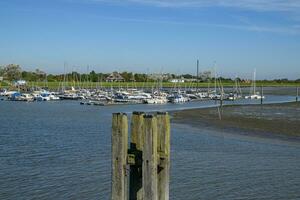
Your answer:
(1, 0), (300, 199)
(0, 83), (272, 106)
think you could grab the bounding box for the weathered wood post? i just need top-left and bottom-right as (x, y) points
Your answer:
(112, 113), (128, 200)
(156, 112), (171, 200)
(112, 112), (170, 200)
(129, 112), (145, 200)
(143, 115), (158, 200)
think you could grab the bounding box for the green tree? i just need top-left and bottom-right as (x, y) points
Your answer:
(4, 64), (22, 81)
(0, 66), (4, 76)
(35, 69), (46, 81)
(89, 70), (98, 82)
(121, 71), (134, 82)
(134, 73), (149, 82)
(46, 74), (56, 82)
(97, 73), (108, 82)
(182, 74), (193, 79)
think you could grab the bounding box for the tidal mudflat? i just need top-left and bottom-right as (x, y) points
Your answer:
(172, 102), (300, 138)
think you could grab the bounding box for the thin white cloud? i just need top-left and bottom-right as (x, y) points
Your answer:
(69, 0), (300, 35)
(87, 0), (300, 12)
(90, 15), (300, 35)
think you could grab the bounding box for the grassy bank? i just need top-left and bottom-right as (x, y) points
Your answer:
(172, 102), (300, 137)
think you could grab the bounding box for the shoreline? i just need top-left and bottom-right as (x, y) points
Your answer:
(171, 101), (300, 140)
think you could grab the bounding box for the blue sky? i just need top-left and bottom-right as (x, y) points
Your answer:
(0, 0), (300, 79)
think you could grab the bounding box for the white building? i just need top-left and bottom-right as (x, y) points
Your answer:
(169, 79), (185, 83)
(14, 80), (27, 86)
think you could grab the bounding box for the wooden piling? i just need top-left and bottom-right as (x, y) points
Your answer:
(112, 113), (128, 200)
(129, 112), (145, 200)
(156, 112), (171, 200)
(131, 112), (145, 150)
(111, 112), (171, 200)
(143, 115), (158, 200)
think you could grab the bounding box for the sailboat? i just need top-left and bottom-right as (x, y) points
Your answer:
(228, 77), (243, 100)
(245, 69), (264, 99)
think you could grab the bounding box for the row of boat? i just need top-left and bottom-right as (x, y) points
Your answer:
(0, 86), (264, 105)
(0, 90), (60, 102)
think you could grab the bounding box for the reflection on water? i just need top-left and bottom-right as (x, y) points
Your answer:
(0, 93), (299, 199)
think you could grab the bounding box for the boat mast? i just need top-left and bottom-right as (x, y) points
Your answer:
(197, 59), (199, 92)
(253, 68), (256, 95)
(214, 62), (217, 94)
(63, 62), (67, 92)
(296, 86), (299, 102)
(234, 76), (238, 94)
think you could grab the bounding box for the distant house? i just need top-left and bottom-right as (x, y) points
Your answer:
(148, 73), (173, 81)
(106, 72), (125, 82)
(13, 80), (27, 86)
(169, 78), (185, 83)
(243, 79), (251, 84)
(0, 77), (3, 81)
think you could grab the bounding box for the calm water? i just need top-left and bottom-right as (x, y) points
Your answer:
(0, 94), (299, 199)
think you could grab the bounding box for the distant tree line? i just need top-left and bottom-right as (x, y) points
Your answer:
(0, 64), (153, 82)
(0, 64), (300, 83)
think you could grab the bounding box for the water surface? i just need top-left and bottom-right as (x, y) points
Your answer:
(0, 93), (299, 199)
